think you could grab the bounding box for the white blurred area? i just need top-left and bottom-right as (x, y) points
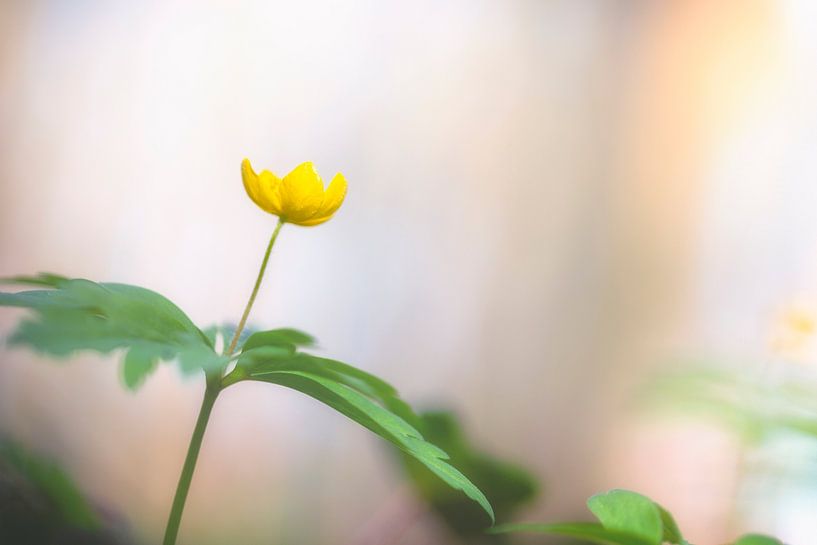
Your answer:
(2, 0), (817, 543)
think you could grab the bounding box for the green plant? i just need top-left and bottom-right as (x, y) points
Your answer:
(0, 438), (127, 544)
(490, 489), (783, 545)
(0, 159), (493, 545)
(396, 410), (538, 542)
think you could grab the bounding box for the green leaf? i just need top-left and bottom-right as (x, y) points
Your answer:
(1, 273), (69, 287)
(588, 490), (664, 545)
(241, 349), (420, 427)
(0, 275), (226, 389)
(242, 328), (316, 351)
(489, 522), (656, 545)
(397, 410), (538, 537)
(495, 489), (689, 545)
(733, 535), (785, 545)
(201, 322), (266, 352)
(247, 358), (493, 521)
(122, 343), (162, 390)
(657, 504), (685, 544)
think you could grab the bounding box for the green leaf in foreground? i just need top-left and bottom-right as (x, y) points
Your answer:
(733, 535), (785, 545)
(397, 410), (538, 538)
(243, 351), (493, 521)
(492, 488), (688, 545)
(0, 274), (226, 389)
(238, 342), (420, 426)
(489, 522), (656, 545)
(588, 490), (664, 545)
(657, 503), (686, 544)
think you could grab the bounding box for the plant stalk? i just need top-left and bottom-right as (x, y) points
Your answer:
(225, 219), (285, 356)
(162, 378), (220, 545)
(163, 221), (285, 544)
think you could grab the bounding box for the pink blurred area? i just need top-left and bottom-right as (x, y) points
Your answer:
(2, 1), (817, 544)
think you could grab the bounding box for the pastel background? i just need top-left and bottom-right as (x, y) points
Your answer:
(2, 1), (817, 544)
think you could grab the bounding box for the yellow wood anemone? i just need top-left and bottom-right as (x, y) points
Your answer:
(241, 158), (347, 226)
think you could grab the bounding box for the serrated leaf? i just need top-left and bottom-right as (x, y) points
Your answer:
(0, 275), (227, 389)
(242, 351), (420, 427)
(588, 490), (664, 545)
(397, 410), (538, 537)
(733, 535), (785, 545)
(489, 522), (656, 545)
(248, 363), (493, 521)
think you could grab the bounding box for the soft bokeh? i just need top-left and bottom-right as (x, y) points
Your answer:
(2, 1), (817, 543)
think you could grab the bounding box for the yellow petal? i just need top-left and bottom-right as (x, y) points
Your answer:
(241, 158), (282, 214)
(295, 172), (347, 226)
(258, 170), (283, 215)
(279, 162), (324, 222)
(318, 172), (348, 217)
(241, 158), (262, 205)
(295, 214), (335, 227)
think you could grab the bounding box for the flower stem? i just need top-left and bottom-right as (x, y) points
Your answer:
(162, 376), (220, 545)
(225, 219), (285, 356)
(163, 220), (284, 544)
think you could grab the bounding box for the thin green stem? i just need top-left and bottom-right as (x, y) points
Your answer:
(162, 220), (284, 545)
(162, 376), (220, 545)
(225, 219), (285, 356)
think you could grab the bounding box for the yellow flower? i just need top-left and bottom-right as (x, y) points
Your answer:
(241, 158), (347, 226)
(770, 304), (817, 363)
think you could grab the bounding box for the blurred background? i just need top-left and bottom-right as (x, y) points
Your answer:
(2, 0), (817, 543)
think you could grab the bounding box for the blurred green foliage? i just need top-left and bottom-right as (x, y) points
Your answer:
(733, 532), (785, 544)
(0, 438), (129, 545)
(397, 410), (538, 541)
(640, 364), (817, 445)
